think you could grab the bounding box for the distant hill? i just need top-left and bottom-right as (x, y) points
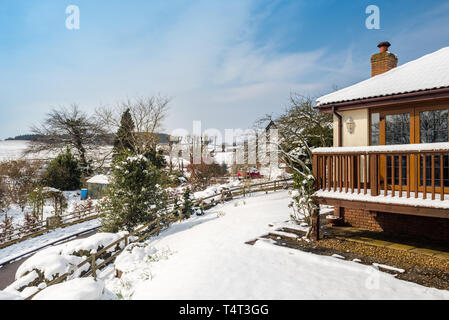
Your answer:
(5, 134), (42, 141)
(4, 133), (170, 144)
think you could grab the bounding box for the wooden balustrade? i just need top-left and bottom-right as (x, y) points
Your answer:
(313, 148), (449, 201)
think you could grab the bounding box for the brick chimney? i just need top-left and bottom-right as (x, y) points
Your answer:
(371, 41), (398, 77)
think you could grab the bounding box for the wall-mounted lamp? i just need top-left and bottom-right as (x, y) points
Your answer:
(346, 117), (355, 134)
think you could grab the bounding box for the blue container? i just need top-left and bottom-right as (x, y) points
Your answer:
(81, 189), (88, 200)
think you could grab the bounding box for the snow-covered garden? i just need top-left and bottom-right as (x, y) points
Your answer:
(2, 190), (448, 300)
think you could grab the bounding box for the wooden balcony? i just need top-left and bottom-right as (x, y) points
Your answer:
(312, 143), (449, 219)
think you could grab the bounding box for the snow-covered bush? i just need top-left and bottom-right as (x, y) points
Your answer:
(72, 199), (95, 218)
(33, 277), (105, 300)
(288, 173), (318, 238)
(0, 214), (14, 243)
(110, 242), (174, 299)
(23, 213), (40, 234)
(100, 153), (168, 233)
(3, 232), (126, 298)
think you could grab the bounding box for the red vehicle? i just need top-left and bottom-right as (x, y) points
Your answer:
(238, 168), (261, 179)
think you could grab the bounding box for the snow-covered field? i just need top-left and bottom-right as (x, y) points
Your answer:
(0, 141), (30, 161)
(0, 140), (58, 161)
(0, 140), (112, 162)
(3, 190), (449, 300)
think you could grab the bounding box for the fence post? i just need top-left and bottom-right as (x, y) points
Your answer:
(274, 181), (277, 191)
(312, 204), (320, 241)
(124, 234), (129, 247)
(91, 254), (97, 279)
(221, 191), (224, 204)
(180, 204), (184, 218)
(312, 154), (319, 190)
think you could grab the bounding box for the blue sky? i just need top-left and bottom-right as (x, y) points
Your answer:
(1, 0), (449, 139)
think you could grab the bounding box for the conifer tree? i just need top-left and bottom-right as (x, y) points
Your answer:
(100, 153), (168, 232)
(181, 188), (194, 218)
(113, 108), (135, 156)
(43, 148), (82, 191)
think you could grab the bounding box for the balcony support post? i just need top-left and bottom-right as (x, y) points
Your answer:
(370, 154), (379, 196)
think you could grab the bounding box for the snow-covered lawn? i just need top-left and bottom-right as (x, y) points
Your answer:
(100, 191), (449, 300)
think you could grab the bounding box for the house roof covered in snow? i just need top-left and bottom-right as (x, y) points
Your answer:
(86, 174), (110, 185)
(316, 46), (449, 107)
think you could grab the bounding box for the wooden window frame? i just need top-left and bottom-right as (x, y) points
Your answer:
(369, 101), (449, 194)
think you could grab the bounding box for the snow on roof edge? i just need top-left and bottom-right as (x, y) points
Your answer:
(316, 46), (449, 106)
(86, 174), (110, 184)
(316, 86), (449, 107)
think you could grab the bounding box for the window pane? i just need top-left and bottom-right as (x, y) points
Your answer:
(386, 113), (410, 145)
(371, 113), (379, 146)
(420, 109), (448, 143)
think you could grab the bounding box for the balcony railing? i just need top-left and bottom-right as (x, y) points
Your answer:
(312, 143), (449, 201)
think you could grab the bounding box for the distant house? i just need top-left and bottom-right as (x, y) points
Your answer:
(86, 174), (110, 199)
(313, 42), (449, 241)
(265, 120), (276, 132)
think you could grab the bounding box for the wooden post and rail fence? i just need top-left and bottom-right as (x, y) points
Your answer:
(0, 209), (103, 249)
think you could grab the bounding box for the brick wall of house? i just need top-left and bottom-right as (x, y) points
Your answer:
(339, 207), (449, 241)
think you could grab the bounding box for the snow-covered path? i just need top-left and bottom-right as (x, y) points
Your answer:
(105, 191), (449, 300)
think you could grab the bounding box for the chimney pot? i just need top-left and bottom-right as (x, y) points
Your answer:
(377, 41), (391, 52)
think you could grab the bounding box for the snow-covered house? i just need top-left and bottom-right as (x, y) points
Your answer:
(313, 42), (449, 241)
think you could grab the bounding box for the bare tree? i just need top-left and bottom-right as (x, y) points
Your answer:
(0, 160), (42, 212)
(27, 104), (109, 174)
(255, 94), (333, 239)
(255, 94), (332, 175)
(96, 95), (170, 154)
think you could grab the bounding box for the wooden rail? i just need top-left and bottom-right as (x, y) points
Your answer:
(313, 146), (449, 201)
(0, 209), (104, 249)
(24, 178), (293, 300)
